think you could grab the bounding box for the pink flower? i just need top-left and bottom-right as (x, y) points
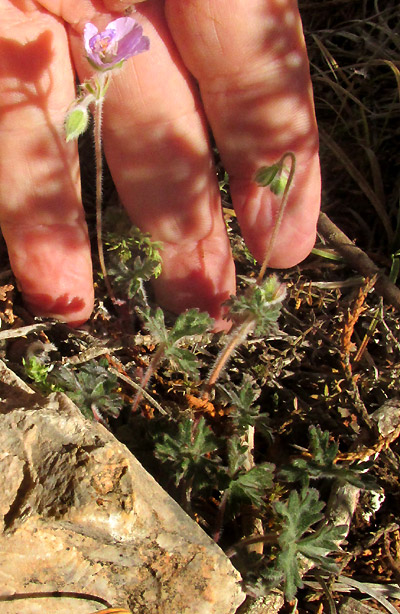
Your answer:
(84, 17), (150, 71)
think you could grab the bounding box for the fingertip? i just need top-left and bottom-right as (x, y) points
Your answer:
(3, 223), (94, 326)
(231, 153), (321, 269)
(151, 237), (236, 333)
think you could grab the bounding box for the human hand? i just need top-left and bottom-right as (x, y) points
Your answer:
(0, 0), (320, 329)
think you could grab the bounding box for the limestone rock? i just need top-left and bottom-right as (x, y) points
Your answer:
(0, 360), (245, 614)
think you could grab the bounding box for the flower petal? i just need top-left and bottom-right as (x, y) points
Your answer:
(116, 23), (150, 61)
(107, 17), (137, 41)
(83, 22), (98, 54)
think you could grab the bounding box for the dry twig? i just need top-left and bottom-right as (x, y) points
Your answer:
(318, 212), (400, 310)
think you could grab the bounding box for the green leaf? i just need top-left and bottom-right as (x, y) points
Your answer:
(254, 162), (290, 195)
(254, 164), (280, 187)
(275, 544), (304, 600)
(220, 376), (262, 433)
(141, 307), (213, 378)
(165, 346), (200, 377)
(169, 308), (214, 344)
(52, 359), (123, 421)
(155, 417), (221, 491)
(141, 307), (169, 345)
(275, 489), (325, 545)
(299, 523), (347, 565)
(271, 488), (345, 601)
(23, 356), (63, 394)
(227, 463), (275, 513)
(279, 426), (380, 491)
(270, 166), (290, 195)
(226, 437), (250, 477)
(105, 217), (163, 302)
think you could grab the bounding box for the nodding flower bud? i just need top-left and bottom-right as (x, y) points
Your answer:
(254, 164), (280, 187)
(254, 163), (290, 196)
(269, 166), (290, 196)
(65, 104), (90, 142)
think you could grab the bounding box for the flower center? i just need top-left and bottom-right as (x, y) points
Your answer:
(91, 31), (118, 62)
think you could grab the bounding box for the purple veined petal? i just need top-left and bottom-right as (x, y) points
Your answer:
(106, 17), (138, 41)
(83, 22), (99, 55)
(115, 23), (150, 61)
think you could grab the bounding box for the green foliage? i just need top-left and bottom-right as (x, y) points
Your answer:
(225, 275), (286, 335)
(155, 417), (221, 492)
(218, 169), (230, 195)
(270, 488), (346, 601)
(105, 217), (163, 300)
(23, 356), (63, 394)
(225, 438), (274, 513)
(52, 359), (123, 422)
(220, 375), (268, 435)
(141, 307), (213, 377)
(23, 355), (123, 423)
(279, 426), (379, 491)
(226, 464), (273, 509)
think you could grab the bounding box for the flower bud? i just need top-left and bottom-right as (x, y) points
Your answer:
(65, 105), (90, 142)
(270, 167), (290, 196)
(254, 164), (279, 187)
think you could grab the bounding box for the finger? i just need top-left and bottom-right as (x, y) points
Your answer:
(165, 0), (321, 268)
(58, 0), (236, 328)
(102, 0), (147, 9)
(0, 2), (93, 324)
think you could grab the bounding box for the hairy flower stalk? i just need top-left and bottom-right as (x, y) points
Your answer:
(255, 152), (296, 284)
(65, 18), (150, 302)
(92, 73), (114, 300)
(203, 154), (295, 396)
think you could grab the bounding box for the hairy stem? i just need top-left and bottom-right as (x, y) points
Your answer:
(204, 153), (296, 394)
(204, 315), (256, 395)
(257, 152), (296, 284)
(131, 343), (166, 412)
(93, 74), (116, 304)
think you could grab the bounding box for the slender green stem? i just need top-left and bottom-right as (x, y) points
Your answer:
(257, 151), (296, 284)
(93, 73), (116, 304)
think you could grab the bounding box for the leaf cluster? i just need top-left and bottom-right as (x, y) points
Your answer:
(254, 162), (290, 196)
(224, 437), (274, 513)
(105, 220), (163, 300)
(23, 356), (64, 394)
(225, 275), (286, 334)
(280, 426), (379, 491)
(141, 307), (213, 377)
(52, 359), (123, 422)
(24, 356), (123, 423)
(219, 375), (271, 436)
(252, 488), (346, 601)
(155, 416), (221, 491)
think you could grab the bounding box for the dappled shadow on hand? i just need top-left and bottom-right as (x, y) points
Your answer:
(0, 31), (52, 84)
(0, 30), (81, 224)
